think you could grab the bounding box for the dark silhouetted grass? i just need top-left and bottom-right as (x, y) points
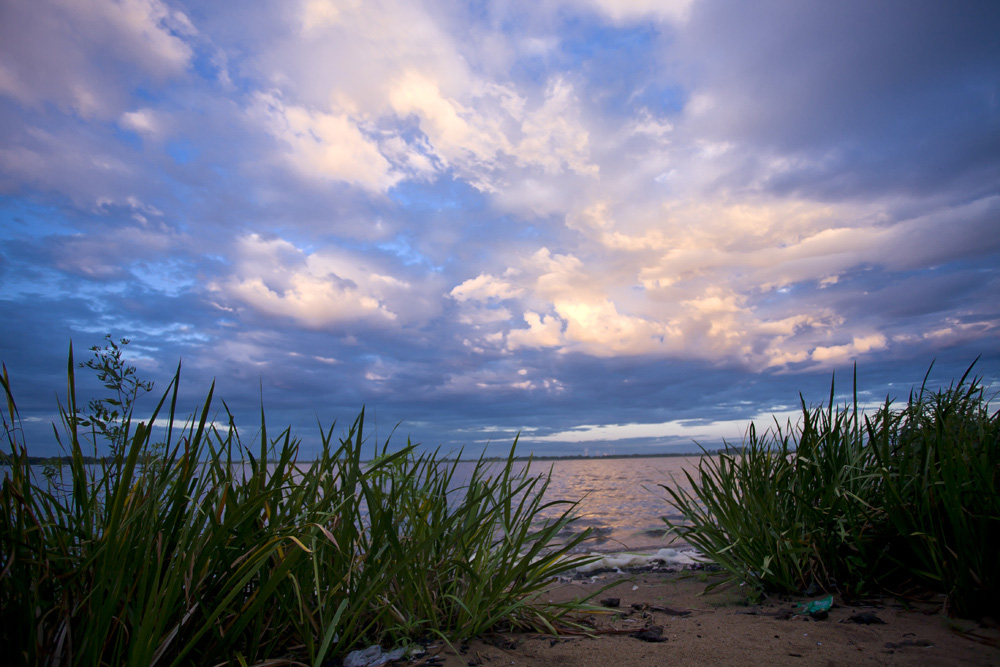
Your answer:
(660, 363), (999, 618)
(0, 347), (596, 666)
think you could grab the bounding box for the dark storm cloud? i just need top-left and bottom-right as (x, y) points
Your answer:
(677, 0), (1000, 201)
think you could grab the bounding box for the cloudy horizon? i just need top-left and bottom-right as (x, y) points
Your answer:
(2, 0), (998, 458)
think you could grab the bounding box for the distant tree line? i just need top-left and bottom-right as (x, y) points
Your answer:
(437, 446), (743, 463)
(0, 453), (104, 466)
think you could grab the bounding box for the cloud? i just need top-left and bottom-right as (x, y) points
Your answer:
(299, 0), (357, 32)
(1, 0), (997, 459)
(525, 408), (800, 445)
(515, 77), (598, 177)
(209, 234), (437, 329)
(243, 1), (601, 195)
(119, 108), (168, 139)
(47, 226), (175, 281)
(507, 311), (564, 350)
(0, 124), (134, 203)
(451, 191), (936, 367)
(812, 334), (888, 364)
(251, 92), (399, 192)
(386, 71), (598, 189)
(674, 0), (1000, 199)
(638, 195), (1000, 293)
(450, 273), (523, 302)
(389, 71), (507, 170)
(438, 364), (565, 395)
(0, 0), (194, 119)
(580, 0), (694, 24)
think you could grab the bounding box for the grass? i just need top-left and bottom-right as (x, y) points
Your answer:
(0, 346), (598, 666)
(660, 362), (999, 618)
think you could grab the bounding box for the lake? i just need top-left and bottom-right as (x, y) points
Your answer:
(473, 455), (708, 554)
(5, 454), (709, 555)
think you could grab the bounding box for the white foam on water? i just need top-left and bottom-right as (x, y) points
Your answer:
(572, 547), (706, 574)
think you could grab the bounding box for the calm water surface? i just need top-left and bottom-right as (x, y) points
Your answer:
(518, 456), (706, 553)
(432, 456), (708, 553)
(8, 455), (709, 554)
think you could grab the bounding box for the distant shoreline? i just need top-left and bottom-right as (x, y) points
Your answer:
(451, 450), (727, 462)
(5, 449), (740, 466)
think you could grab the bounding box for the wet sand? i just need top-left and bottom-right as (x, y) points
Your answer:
(436, 570), (1000, 667)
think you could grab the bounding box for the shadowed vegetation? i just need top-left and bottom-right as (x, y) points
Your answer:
(0, 344), (596, 666)
(661, 362), (999, 618)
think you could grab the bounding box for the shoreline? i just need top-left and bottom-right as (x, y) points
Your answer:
(4, 450), (713, 465)
(435, 570), (1000, 667)
(566, 546), (706, 576)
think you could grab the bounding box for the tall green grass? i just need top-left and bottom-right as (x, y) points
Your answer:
(0, 347), (596, 666)
(661, 363), (999, 617)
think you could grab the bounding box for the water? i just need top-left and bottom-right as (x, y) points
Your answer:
(521, 455), (706, 553)
(5, 454), (709, 555)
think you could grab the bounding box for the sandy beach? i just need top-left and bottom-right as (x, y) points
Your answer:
(435, 570), (1000, 667)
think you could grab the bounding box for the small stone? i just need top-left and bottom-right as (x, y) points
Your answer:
(884, 639), (934, 649)
(630, 625), (668, 642)
(600, 597), (621, 608)
(843, 612), (886, 625)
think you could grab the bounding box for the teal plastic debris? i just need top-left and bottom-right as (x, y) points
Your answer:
(797, 594), (833, 614)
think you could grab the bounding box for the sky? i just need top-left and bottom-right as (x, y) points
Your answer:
(1, 0), (998, 458)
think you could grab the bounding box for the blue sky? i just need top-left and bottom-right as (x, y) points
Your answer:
(1, 0), (998, 457)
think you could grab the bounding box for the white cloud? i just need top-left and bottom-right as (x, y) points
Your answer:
(251, 92), (398, 192)
(386, 72), (597, 190)
(389, 70), (511, 174)
(579, 0), (694, 24)
(566, 201), (669, 253)
(450, 272), (523, 302)
(209, 234), (432, 329)
(633, 196), (1000, 295)
(557, 298), (672, 355)
(525, 248), (594, 301)
(516, 77), (598, 177)
(450, 191), (894, 366)
(439, 366), (565, 394)
(244, 2), (602, 195)
(119, 108), (166, 138)
(812, 335), (888, 364)
(532, 190), (993, 367)
(507, 311), (565, 349)
(226, 275), (395, 327)
(300, 0), (360, 32)
(527, 407), (803, 446)
(456, 306), (514, 327)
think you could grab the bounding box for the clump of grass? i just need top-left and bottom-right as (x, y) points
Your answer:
(0, 345), (595, 666)
(660, 362), (999, 618)
(868, 368), (1000, 616)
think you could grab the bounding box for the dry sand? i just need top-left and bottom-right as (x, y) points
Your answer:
(434, 570), (1000, 667)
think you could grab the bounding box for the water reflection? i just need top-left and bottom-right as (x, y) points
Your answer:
(8, 454), (710, 554)
(518, 455), (708, 553)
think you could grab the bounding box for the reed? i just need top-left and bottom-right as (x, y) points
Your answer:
(866, 366), (1000, 616)
(660, 363), (999, 617)
(0, 346), (595, 666)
